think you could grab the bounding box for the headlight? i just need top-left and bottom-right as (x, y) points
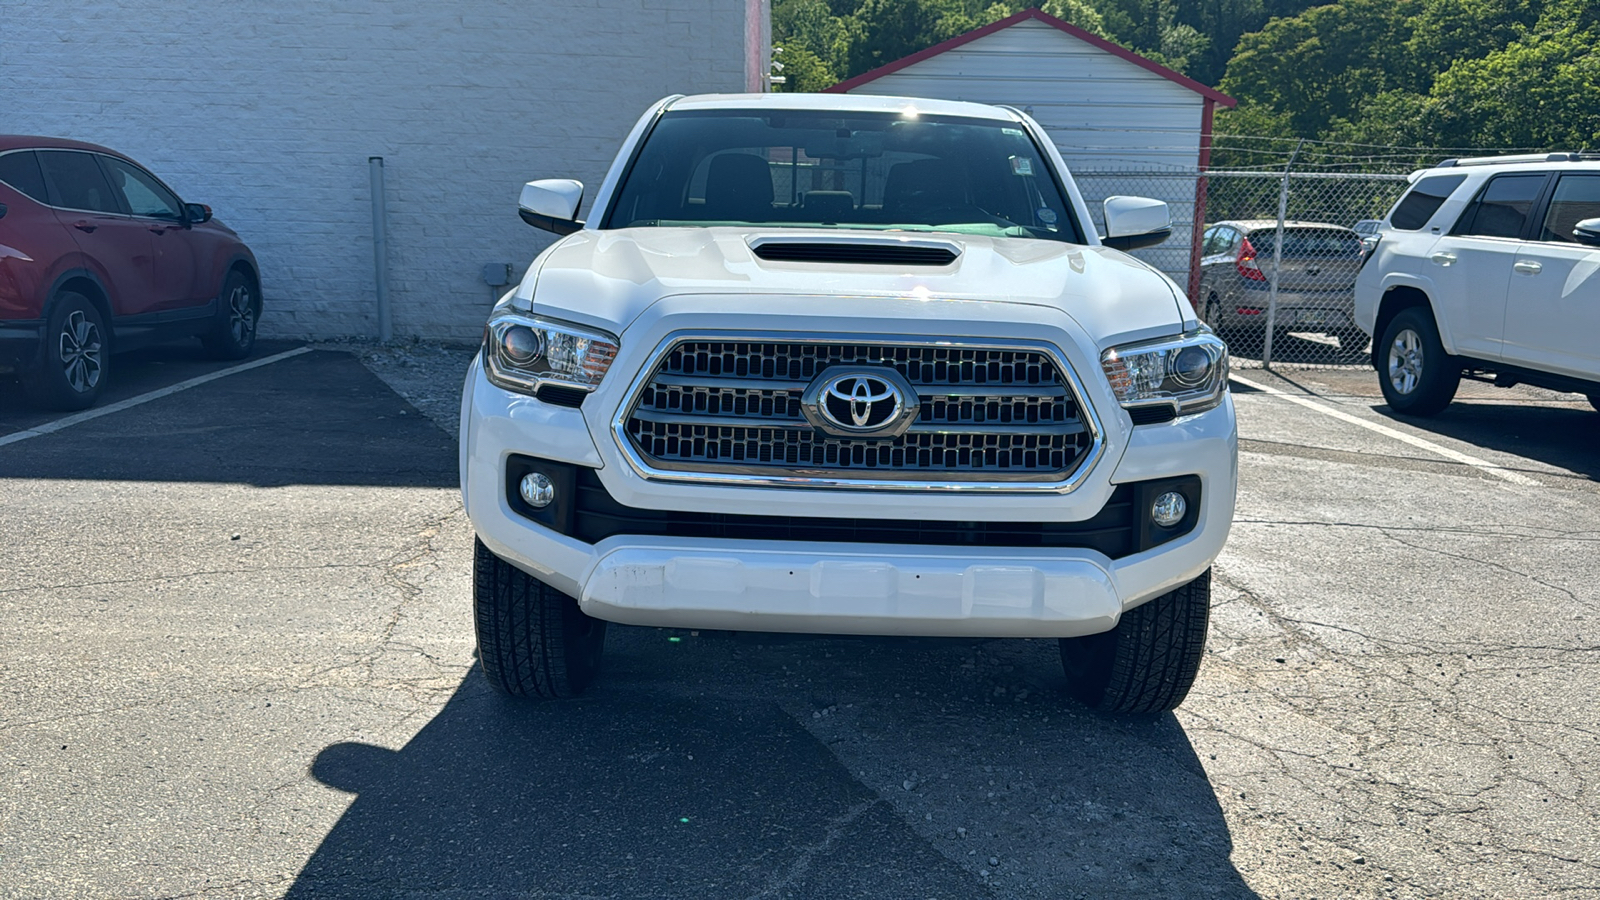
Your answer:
(483, 311), (619, 396)
(1101, 330), (1229, 416)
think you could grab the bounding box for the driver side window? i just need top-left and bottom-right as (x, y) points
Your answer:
(1451, 174), (1546, 239)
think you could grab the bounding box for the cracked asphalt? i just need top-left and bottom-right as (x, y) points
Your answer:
(2, 344), (1597, 899)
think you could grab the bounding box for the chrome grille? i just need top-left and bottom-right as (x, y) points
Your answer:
(620, 339), (1097, 485)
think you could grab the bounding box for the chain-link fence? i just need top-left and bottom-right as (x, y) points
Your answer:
(1072, 168), (1411, 368)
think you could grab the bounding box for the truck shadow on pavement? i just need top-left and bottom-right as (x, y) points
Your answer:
(0, 348), (457, 488)
(291, 630), (1259, 899)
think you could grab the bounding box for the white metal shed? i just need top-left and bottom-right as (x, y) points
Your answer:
(828, 8), (1235, 296)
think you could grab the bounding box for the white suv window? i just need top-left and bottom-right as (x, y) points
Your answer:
(1450, 174), (1546, 239)
(1536, 174), (1600, 243)
(1390, 173), (1465, 230)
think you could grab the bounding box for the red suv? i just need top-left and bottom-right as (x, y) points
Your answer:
(0, 137), (261, 409)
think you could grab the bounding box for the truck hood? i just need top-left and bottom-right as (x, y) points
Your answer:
(518, 228), (1191, 347)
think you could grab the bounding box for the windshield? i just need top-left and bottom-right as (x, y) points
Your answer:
(603, 108), (1085, 243)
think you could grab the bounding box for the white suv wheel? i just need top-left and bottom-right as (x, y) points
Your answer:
(1377, 307), (1458, 416)
(1387, 328), (1425, 395)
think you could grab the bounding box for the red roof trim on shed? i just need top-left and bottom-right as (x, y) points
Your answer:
(824, 7), (1236, 107)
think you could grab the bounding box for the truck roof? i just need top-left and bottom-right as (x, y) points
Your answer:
(664, 92), (1021, 122)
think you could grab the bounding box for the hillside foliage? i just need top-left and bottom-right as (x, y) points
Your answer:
(774, 0), (1600, 157)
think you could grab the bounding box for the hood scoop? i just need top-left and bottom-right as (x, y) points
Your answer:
(749, 235), (960, 267)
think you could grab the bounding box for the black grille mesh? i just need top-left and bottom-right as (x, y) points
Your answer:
(624, 340), (1092, 481)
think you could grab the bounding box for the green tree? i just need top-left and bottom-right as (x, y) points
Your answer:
(1219, 0), (1600, 153)
(1091, 0), (1324, 82)
(775, 46), (840, 92)
(1422, 9), (1600, 147)
(776, 0), (1115, 91)
(844, 0), (981, 75)
(1221, 0), (1423, 136)
(1405, 0), (1545, 67)
(1145, 21), (1210, 74)
(774, 0), (851, 83)
(1038, 0), (1111, 36)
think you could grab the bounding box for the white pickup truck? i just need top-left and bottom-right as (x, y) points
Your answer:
(459, 93), (1237, 712)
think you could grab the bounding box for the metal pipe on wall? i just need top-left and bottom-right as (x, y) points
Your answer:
(369, 156), (391, 343)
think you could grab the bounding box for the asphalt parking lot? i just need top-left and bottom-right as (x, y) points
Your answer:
(2, 343), (1597, 899)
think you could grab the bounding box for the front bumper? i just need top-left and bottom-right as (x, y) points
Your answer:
(461, 340), (1238, 638)
(565, 539), (1125, 638)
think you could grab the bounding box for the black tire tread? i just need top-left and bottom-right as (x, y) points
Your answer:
(1060, 569), (1211, 714)
(473, 538), (604, 699)
(1378, 306), (1458, 417)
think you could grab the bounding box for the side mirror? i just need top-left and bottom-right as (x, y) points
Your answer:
(184, 203), (212, 225)
(519, 179), (584, 235)
(1101, 196), (1171, 251)
(1574, 217), (1600, 247)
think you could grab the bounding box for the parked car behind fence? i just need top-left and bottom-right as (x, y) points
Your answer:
(1352, 218), (1381, 253)
(1196, 219), (1368, 351)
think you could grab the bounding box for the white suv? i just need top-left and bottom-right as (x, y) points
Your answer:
(1355, 153), (1600, 415)
(460, 93), (1237, 712)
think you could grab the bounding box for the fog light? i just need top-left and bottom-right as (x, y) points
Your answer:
(1151, 491), (1187, 528)
(519, 472), (555, 508)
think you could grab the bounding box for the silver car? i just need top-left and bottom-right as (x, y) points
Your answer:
(1196, 220), (1368, 348)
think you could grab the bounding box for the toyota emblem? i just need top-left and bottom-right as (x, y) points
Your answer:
(800, 366), (920, 438)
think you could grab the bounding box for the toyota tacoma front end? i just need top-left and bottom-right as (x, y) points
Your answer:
(460, 93), (1236, 712)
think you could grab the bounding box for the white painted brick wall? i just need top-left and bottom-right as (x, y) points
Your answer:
(2, 0), (757, 342)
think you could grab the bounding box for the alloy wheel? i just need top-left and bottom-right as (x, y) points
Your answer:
(1387, 327), (1423, 395)
(227, 284), (257, 345)
(58, 310), (103, 394)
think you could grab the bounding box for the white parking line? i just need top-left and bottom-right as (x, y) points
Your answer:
(0, 346), (313, 449)
(1229, 372), (1540, 486)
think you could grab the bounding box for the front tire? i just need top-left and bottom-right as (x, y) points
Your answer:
(201, 270), (259, 360)
(1059, 569), (1211, 713)
(25, 292), (109, 411)
(473, 538), (606, 698)
(1378, 306), (1458, 417)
